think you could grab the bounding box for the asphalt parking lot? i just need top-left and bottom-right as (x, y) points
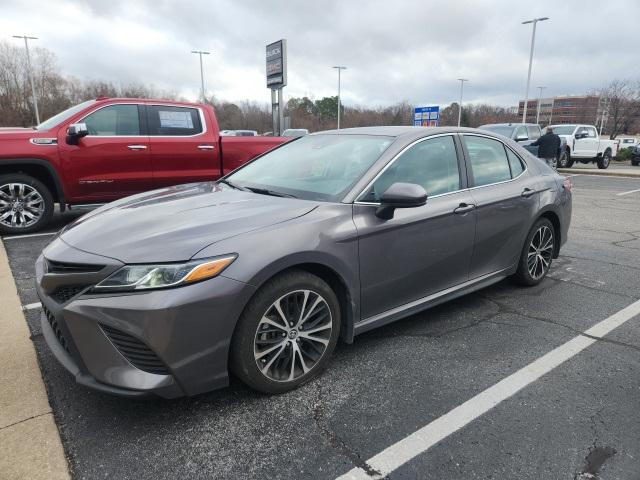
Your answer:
(3, 173), (640, 480)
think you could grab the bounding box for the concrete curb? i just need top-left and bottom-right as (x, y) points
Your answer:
(558, 168), (640, 178)
(0, 241), (70, 480)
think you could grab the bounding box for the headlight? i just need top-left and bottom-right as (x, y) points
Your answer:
(92, 255), (237, 293)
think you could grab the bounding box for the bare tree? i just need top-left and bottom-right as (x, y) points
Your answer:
(599, 79), (640, 139)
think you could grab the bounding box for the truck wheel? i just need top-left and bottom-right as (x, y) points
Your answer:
(0, 174), (54, 235)
(557, 150), (572, 168)
(597, 151), (611, 169)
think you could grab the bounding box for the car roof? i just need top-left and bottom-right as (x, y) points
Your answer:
(479, 123), (539, 128)
(311, 126), (510, 142)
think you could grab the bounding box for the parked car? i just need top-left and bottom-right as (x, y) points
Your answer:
(0, 98), (288, 234)
(549, 124), (618, 169)
(478, 123), (568, 166)
(617, 137), (639, 151)
(37, 126), (572, 398)
(631, 144), (640, 166)
(282, 128), (309, 138)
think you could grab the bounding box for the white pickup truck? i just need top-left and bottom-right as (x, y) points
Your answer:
(552, 124), (618, 169)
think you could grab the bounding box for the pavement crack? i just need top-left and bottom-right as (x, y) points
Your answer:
(481, 296), (640, 353)
(0, 411), (52, 431)
(575, 408), (615, 480)
(312, 382), (383, 478)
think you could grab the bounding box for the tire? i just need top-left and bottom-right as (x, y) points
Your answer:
(631, 159), (639, 167)
(230, 270), (341, 394)
(0, 174), (54, 235)
(512, 218), (555, 286)
(597, 150), (611, 169)
(558, 150), (572, 168)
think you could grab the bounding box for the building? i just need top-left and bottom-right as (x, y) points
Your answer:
(517, 95), (603, 127)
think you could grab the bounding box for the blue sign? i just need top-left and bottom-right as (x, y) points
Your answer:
(414, 106), (440, 127)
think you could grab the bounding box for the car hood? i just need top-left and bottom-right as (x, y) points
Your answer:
(60, 183), (318, 263)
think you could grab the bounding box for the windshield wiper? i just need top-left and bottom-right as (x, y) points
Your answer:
(218, 179), (250, 191)
(245, 187), (297, 199)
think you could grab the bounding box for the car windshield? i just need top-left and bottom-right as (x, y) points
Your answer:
(550, 125), (577, 135)
(479, 126), (515, 138)
(226, 134), (394, 202)
(35, 100), (96, 131)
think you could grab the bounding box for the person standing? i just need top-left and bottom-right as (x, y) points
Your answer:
(531, 127), (561, 169)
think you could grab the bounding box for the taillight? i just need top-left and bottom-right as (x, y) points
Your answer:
(562, 177), (572, 192)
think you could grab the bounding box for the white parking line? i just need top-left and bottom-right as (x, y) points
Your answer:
(337, 298), (640, 480)
(2, 232), (56, 241)
(617, 187), (640, 196)
(22, 302), (42, 311)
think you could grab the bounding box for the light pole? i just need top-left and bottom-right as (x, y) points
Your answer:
(457, 78), (468, 127)
(13, 35), (40, 125)
(332, 66), (346, 129)
(521, 17), (549, 124)
(536, 86), (546, 125)
(191, 50), (210, 102)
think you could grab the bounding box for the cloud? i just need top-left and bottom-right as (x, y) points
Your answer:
(2, 0), (639, 107)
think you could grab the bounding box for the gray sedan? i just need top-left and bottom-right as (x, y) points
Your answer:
(37, 126), (572, 397)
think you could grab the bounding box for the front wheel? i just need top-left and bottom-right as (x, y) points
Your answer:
(0, 174), (54, 235)
(512, 218), (555, 286)
(558, 150), (572, 168)
(597, 151), (611, 169)
(231, 270), (340, 394)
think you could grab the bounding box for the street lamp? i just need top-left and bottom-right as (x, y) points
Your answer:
(521, 17), (549, 124)
(12, 35), (39, 125)
(191, 50), (210, 102)
(536, 86), (546, 125)
(457, 78), (469, 127)
(332, 66), (347, 129)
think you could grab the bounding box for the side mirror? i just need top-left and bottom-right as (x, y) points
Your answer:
(66, 123), (89, 145)
(375, 182), (428, 220)
(515, 134), (528, 142)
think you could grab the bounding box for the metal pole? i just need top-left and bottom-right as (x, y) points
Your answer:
(521, 17), (549, 124)
(457, 78), (468, 127)
(332, 66), (346, 129)
(191, 50), (210, 102)
(13, 35), (39, 125)
(277, 88), (284, 135)
(536, 86), (546, 125)
(271, 89), (278, 135)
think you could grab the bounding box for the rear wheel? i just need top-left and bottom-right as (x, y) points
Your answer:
(230, 270), (340, 394)
(0, 174), (54, 235)
(512, 218), (555, 286)
(597, 150), (611, 169)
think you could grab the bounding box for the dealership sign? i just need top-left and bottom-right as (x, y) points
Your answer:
(266, 39), (287, 89)
(414, 106), (439, 127)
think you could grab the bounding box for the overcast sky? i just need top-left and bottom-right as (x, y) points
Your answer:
(2, 0), (639, 108)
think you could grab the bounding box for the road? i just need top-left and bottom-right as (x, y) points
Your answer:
(2, 173), (639, 480)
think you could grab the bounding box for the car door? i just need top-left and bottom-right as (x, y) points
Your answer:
(58, 103), (152, 201)
(146, 104), (221, 188)
(353, 134), (476, 320)
(462, 134), (540, 279)
(573, 126), (596, 157)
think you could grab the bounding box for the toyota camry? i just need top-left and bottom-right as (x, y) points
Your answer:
(37, 126), (572, 397)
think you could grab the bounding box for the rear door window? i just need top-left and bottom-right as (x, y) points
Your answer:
(527, 126), (541, 140)
(464, 136), (512, 187)
(146, 106), (203, 136)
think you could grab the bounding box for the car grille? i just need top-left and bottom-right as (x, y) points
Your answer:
(42, 304), (70, 353)
(51, 285), (88, 304)
(46, 259), (104, 274)
(100, 324), (170, 375)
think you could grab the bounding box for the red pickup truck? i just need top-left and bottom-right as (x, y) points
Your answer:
(0, 97), (287, 234)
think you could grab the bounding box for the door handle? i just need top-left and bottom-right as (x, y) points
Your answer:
(454, 203), (475, 214)
(521, 187), (536, 198)
(198, 145), (215, 150)
(127, 145), (147, 150)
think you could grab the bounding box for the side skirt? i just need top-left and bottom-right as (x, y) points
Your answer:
(353, 267), (513, 337)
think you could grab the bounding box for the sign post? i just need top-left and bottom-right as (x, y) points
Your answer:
(413, 106), (440, 127)
(266, 39), (287, 136)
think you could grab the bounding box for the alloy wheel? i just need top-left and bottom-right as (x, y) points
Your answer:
(254, 289), (332, 382)
(527, 225), (554, 280)
(0, 183), (45, 229)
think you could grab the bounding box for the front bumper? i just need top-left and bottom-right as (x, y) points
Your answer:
(36, 239), (256, 398)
